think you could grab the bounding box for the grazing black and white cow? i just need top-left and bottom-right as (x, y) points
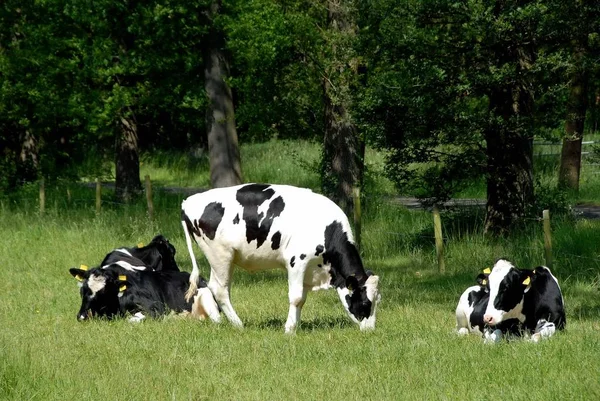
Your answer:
(482, 258), (566, 342)
(69, 264), (219, 322)
(456, 273), (522, 342)
(181, 183), (381, 333)
(99, 234), (179, 272)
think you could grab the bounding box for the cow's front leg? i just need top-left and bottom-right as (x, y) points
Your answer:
(483, 328), (503, 344)
(531, 319), (556, 342)
(285, 265), (308, 334)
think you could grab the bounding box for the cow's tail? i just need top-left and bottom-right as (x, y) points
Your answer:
(182, 210), (200, 302)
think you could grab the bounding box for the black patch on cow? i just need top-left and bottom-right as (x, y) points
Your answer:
(345, 287), (372, 321)
(493, 268), (529, 316)
(290, 256), (296, 268)
(233, 214), (240, 224)
(300, 254), (306, 260)
(322, 221), (366, 288)
(236, 184), (285, 248)
(315, 245), (324, 256)
(318, 264), (322, 268)
(195, 202), (225, 240)
(271, 231), (282, 250)
(182, 210), (201, 237)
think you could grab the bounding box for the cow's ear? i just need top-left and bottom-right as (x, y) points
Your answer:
(521, 270), (534, 287)
(69, 268), (88, 282)
(476, 273), (488, 287)
(346, 275), (359, 291)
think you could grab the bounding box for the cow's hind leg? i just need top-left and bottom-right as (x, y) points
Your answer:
(284, 262), (309, 334)
(205, 251), (243, 328)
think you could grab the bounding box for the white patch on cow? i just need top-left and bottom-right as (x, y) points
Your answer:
(116, 248), (133, 257)
(192, 287), (221, 323)
(87, 274), (106, 299)
(336, 286), (358, 324)
(455, 285), (482, 334)
(484, 259), (525, 325)
(103, 260), (147, 271)
(360, 275), (380, 331)
(128, 312), (146, 323)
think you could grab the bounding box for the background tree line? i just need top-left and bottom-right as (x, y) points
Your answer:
(1, 0), (599, 235)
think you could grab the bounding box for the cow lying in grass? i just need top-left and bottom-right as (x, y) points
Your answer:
(181, 183), (381, 333)
(69, 264), (219, 322)
(456, 259), (566, 342)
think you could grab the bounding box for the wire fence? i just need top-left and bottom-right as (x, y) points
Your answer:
(2, 176), (600, 270)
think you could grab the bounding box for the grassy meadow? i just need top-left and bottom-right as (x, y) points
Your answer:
(2, 140), (600, 400)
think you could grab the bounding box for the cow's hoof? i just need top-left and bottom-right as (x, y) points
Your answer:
(457, 328), (469, 336)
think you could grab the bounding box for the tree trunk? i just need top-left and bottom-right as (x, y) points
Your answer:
(558, 45), (588, 191)
(321, 0), (364, 218)
(115, 115), (142, 202)
(484, 45), (535, 236)
(204, 1), (242, 189)
(17, 129), (39, 182)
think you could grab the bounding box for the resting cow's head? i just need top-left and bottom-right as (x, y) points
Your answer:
(148, 234), (178, 271)
(483, 259), (533, 326)
(69, 266), (126, 321)
(344, 271), (381, 330)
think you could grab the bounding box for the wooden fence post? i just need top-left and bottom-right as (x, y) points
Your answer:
(95, 178), (102, 215)
(353, 186), (361, 251)
(433, 206), (445, 273)
(145, 175), (154, 219)
(543, 209), (553, 268)
(39, 178), (45, 215)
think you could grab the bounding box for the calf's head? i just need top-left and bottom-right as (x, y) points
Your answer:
(483, 259), (533, 326)
(345, 271), (381, 330)
(148, 234), (178, 271)
(69, 266), (126, 321)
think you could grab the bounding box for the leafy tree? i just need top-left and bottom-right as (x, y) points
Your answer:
(358, 0), (570, 235)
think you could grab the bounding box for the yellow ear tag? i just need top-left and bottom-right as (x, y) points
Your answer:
(481, 279), (487, 286)
(118, 275), (127, 281)
(522, 277), (531, 286)
(119, 284), (127, 292)
(483, 268), (491, 274)
(75, 275), (84, 282)
(80, 264), (89, 271)
(137, 242), (144, 248)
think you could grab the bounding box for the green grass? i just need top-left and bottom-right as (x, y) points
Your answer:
(2, 140), (600, 400)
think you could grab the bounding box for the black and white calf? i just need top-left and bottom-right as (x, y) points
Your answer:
(456, 273), (522, 342)
(181, 183), (381, 333)
(482, 259), (566, 342)
(99, 234), (179, 272)
(69, 264), (219, 322)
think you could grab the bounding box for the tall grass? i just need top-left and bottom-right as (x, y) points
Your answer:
(1, 140), (600, 400)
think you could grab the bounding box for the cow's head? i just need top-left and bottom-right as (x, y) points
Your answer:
(69, 266), (125, 321)
(344, 271), (381, 330)
(483, 259), (533, 326)
(149, 234), (178, 271)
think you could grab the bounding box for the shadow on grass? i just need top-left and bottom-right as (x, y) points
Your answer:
(254, 316), (353, 331)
